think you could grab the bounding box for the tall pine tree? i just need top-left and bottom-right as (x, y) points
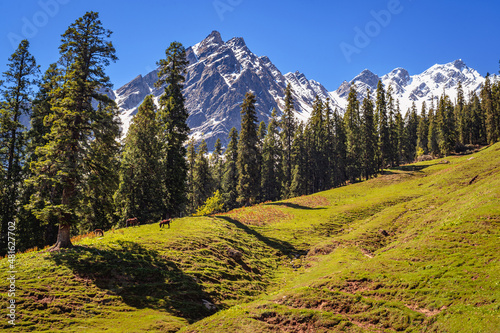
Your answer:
(222, 128), (239, 210)
(115, 95), (163, 224)
(155, 41), (190, 217)
(0, 40), (39, 252)
(28, 12), (117, 250)
(237, 92), (260, 206)
(280, 83), (296, 198)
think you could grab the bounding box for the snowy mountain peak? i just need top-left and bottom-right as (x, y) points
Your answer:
(331, 59), (490, 113)
(114, 31), (332, 147)
(352, 69), (380, 88)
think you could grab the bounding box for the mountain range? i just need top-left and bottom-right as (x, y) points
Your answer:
(112, 31), (493, 148)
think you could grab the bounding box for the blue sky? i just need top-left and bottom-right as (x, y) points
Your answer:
(1, 0), (499, 91)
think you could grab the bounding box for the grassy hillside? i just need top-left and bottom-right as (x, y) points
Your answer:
(1, 144), (499, 332)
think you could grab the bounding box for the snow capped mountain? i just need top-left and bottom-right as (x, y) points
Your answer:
(113, 30), (494, 148)
(114, 31), (333, 148)
(330, 59), (492, 113)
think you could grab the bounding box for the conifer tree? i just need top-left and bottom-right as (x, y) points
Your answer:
(306, 96), (328, 193)
(186, 138), (196, 213)
(237, 92), (260, 206)
(360, 90), (377, 178)
(0, 39), (39, 250)
(482, 76), (500, 143)
(344, 84), (361, 182)
(468, 92), (485, 145)
(281, 83), (296, 198)
(115, 95), (163, 224)
(416, 101), (429, 155)
(28, 12), (117, 250)
(405, 102), (419, 161)
(376, 81), (390, 169)
(260, 108), (282, 202)
(17, 64), (60, 250)
(155, 41), (190, 217)
(192, 140), (213, 211)
(436, 95), (456, 155)
(222, 128), (238, 210)
(455, 81), (465, 144)
(290, 123), (307, 197)
(427, 97), (439, 156)
(210, 138), (224, 193)
(395, 101), (405, 164)
(386, 86), (398, 166)
(332, 108), (347, 186)
(82, 102), (121, 231)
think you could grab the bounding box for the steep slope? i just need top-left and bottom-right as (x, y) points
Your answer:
(114, 31), (334, 148)
(2, 144), (499, 332)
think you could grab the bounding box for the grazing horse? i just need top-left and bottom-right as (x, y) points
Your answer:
(126, 217), (139, 227)
(94, 229), (104, 237)
(159, 219), (171, 229)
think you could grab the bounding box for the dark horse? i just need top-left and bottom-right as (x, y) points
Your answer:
(159, 219), (171, 229)
(126, 217), (139, 227)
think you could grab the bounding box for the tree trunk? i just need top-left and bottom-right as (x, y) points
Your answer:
(49, 223), (72, 251)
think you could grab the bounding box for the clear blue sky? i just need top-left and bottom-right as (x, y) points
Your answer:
(1, 0), (499, 91)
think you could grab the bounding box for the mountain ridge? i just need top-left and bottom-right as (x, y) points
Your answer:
(113, 31), (495, 147)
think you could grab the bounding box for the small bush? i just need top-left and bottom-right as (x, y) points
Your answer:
(194, 190), (224, 216)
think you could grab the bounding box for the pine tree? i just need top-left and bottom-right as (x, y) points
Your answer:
(27, 12), (117, 250)
(376, 80), (390, 170)
(281, 83), (296, 198)
(395, 100), (405, 164)
(455, 81), (465, 144)
(237, 92), (261, 206)
(192, 140), (213, 211)
(222, 128), (238, 210)
(344, 84), (361, 182)
(186, 138), (196, 213)
(115, 95), (163, 224)
(360, 90), (377, 179)
(427, 97), (440, 156)
(17, 64), (61, 251)
(416, 101), (429, 155)
(210, 138), (224, 193)
(332, 108), (347, 186)
(436, 95), (456, 155)
(290, 123), (307, 197)
(81, 102), (121, 231)
(155, 41), (190, 217)
(0, 39), (39, 251)
(405, 102), (419, 161)
(468, 92), (486, 145)
(482, 76), (500, 144)
(260, 108), (282, 202)
(306, 96), (328, 193)
(386, 86), (398, 166)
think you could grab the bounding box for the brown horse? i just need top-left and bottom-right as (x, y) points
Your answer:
(159, 219), (171, 229)
(126, 217), (139, 227)
(94, 229), (104, 237)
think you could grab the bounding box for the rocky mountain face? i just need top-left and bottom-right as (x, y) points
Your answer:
(329, 59), (492, 113)
(113, 30), (493, 148)
(114, 31), (334, 148)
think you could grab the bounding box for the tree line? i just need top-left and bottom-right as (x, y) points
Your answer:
(1, 11), (500, 253)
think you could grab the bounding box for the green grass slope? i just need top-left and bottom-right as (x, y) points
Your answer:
(1, 143), (499, 332)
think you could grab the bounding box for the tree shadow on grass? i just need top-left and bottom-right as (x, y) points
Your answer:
(265, 202), (327, 210)
(48, 240), (212, 322)
(216, 216), (304, 257)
